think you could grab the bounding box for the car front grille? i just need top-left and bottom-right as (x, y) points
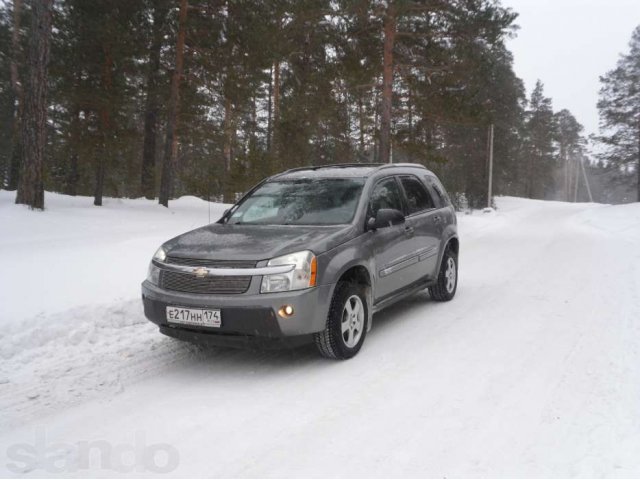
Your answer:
(159, 270), (252, 295)
(159, 257), (256, 295)
(165, 256), (257, 269)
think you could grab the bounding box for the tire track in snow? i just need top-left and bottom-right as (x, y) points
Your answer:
(0, 300), (208, 430)
(3, 198), (640, 477)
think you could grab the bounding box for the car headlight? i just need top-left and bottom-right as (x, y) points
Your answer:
(147, 246), (165, 286)
(147, 262), (160, 285)
(153, 246), (166, 262)
(261, 250), (317, 293)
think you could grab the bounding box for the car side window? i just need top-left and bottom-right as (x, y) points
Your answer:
(368, 178), (404, 218)
(425, 175), (451, 207)
(399, 176), (435, 214)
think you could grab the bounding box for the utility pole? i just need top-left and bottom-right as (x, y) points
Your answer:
(487, 124), (494, 208)
(573, 157), (580, 202)
(579, 156), (593, 202)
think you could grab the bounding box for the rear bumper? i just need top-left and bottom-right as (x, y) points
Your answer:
(141, 280), (334, 340)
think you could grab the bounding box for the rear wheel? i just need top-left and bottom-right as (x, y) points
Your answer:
(429, 246), (458, 301)
(314, 282), (367, 359)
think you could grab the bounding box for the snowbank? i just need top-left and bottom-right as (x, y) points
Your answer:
(0, 191), (228, 325)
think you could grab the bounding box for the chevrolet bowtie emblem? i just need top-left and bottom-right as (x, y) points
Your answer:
(193, 267), (208, 278)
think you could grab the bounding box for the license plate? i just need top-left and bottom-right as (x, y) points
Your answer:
(166, 306), (221, 328)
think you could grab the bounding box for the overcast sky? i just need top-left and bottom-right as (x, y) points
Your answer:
(501, 0), (640, 136)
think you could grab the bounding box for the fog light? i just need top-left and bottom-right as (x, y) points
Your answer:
(278, 305), (295, 318)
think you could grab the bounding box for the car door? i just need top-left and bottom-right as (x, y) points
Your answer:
(366, 176), (415, 300)
(398, 175), (442, 281)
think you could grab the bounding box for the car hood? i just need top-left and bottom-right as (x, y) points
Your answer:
(163, 223), (357, 262)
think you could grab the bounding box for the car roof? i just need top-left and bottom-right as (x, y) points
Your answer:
(272, 163), (433, 180)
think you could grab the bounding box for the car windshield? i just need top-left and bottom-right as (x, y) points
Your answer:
(227, 178), (365, 225)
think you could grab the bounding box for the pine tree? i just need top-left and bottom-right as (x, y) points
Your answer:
(597, 25), (640, 202)
(15, 0), (53, 210)
(159, 0), (188, 207)
(524, 80), (555, 199)
(0, 0), (557, 207)
(554, 109), (585, 201)
(0, 7), (15, 187)
(379, 0), (396, 164)
(49, 0), (148, 203)
(141, 0), (170, 200)
(5, 0), (24, 191)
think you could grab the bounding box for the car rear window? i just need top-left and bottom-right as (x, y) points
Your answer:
(400, 176), (436, 214)
(425, 175), (451, 207)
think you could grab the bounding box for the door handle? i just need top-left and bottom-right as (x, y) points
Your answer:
(433, 215), (442, 223)
(404, 226), (415, 237)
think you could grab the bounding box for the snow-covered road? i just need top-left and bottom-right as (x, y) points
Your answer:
(1, 192), (640, 477)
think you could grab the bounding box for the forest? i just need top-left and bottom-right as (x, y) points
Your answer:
(0, 0), (638, 210)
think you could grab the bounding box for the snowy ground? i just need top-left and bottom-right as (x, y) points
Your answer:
(1, 190), (640, 477)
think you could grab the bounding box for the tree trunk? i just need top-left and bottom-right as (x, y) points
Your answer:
(379, 1), (396, 164)
(141, 1), (167, 200)
(159, 0), (188, 208)
(271, 60), (280, 155)
(67, 153), (79, 196)
(6, 0), (23, 191)
(223, 97), (233, 173)
(222, 96), (235, 202)
(561, 142), (568, 201)
(526, 150), (535, 199)
(15, 0), (52, 210)
(266, 64), (273, 152)
(93, 143), (105, 205)
(7, 114), (22, 190)
(373, 86), (380, 162)
(250, 95), (257, 145)
(273, 61), (280, 126)
(65, 106), (80, 196)
(357, 95), (365, 154)
(637, 121), (640, 202)
(94, 47), (113, 206)
(407, 87), (413, 162)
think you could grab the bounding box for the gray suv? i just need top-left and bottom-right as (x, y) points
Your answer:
(142, 163), (459, 359)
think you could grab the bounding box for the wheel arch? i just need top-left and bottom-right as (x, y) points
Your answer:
(436, 233), (460, 276)
(447, 236), (459, 256)
(332, 263), (374, 333)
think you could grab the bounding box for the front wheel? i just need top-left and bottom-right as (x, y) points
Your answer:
(314, 282), (368, 359)
(429, 246), (458, 301)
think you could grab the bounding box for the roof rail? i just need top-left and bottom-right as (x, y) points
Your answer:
(277, 163), (384, 175)
(376, 163), (427, 171)
(271, 162), (428, 179)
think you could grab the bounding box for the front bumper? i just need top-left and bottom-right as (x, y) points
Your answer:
(141, 280), (334, 342)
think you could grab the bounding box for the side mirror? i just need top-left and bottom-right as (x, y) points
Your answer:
(368, 208), (405, 231)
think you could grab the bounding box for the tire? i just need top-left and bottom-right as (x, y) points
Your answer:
(314, 282), (368, 359)
(429, 246), (458, 301)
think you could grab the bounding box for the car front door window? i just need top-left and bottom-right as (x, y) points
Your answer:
(368, 178), (404, 219)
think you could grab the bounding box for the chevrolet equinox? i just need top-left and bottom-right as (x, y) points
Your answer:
(142, 163), (459, 359)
